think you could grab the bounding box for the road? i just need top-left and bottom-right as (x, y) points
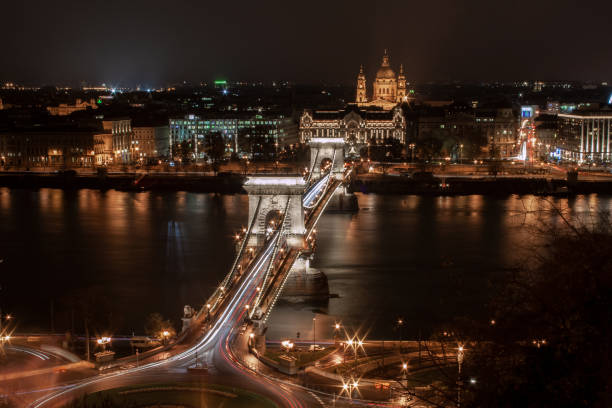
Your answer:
(26, 176), (336, 408)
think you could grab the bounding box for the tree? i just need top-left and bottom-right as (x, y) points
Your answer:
(144, 312), (175, 339)
(464, 127), (488, 160)
(205, 132), (226, 175)
(172, 140), (194, 163)
(66, 287), (113, 362)
(462, 206), (612, 408)
(237, 128), (255, 158)
(418, 135), (444, 161)
(391, 205), (612, 408)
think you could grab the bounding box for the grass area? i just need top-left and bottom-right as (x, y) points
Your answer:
(63, 382), (277, 408)
(264, 348), (331, 367)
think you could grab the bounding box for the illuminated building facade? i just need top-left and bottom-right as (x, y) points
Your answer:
(299, 105), (406, 147)
(356, 50), (408, 110)
(102, 119), (134, 164)
(558, 110), (612, 162)
(169, 114), (298, 159)
(473, 108), (517, 158)
(133, 126), (170, 162)
(0, 130), (94, 167)
(47, 98), (98, 116)
(93, 132), (113, 165)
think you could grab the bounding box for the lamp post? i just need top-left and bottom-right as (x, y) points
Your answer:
(0, 310), (11, 336)
(457, 345), (465, 408)
(334, 322), (341, 343)
(342, 378), (359, 400)
(397, 318), (404, 353)
(312, 316), (316, 350)
(345, 336), (356, 368)
(281, 339), (294, 354)
(96, 336), (111, 352)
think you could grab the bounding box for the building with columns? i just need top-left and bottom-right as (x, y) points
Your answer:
(102, 118), (134, 164)
(558, 109), (612, 162)
(356, 50), (409, 110)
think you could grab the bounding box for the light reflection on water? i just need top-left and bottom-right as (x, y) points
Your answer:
(0, 188), (609, 341)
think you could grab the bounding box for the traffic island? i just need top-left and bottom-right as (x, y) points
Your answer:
(62, 382), (277, 408)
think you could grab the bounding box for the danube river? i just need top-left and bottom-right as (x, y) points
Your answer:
(0, 188), (609, 341)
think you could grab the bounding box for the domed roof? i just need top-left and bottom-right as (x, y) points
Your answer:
(375, 50), (396, 79)
(376, 66), (396, 79)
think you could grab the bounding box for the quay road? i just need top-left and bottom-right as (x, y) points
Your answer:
(28, 173), (340, 408)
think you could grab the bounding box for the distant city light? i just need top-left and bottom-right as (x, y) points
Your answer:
(608, 92), (612, 105)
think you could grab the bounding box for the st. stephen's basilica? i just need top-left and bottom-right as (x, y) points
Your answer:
(300, 51), (408, 152)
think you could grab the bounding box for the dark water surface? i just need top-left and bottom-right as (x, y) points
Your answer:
(0, 188), (609, 341)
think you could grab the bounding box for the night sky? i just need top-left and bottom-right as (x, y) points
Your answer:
(3, 0), (612, 86)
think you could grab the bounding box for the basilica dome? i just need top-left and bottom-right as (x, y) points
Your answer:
(375, 50), (396, 79)
(376, 65), (396, 79)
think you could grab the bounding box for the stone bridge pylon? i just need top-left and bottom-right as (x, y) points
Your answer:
(308, 137), (345, 181)
(242, 176), (306, 248)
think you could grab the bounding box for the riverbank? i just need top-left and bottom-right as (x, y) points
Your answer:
(2, 171), (612, 195)
(351, 174), (612, 195)
(0, 171), (245, 193)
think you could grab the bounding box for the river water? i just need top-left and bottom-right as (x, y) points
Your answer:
(0, 188), (609, 341)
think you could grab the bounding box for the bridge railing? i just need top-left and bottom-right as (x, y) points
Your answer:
(250, 197), (292, 317)
(257, 173), (345, 323)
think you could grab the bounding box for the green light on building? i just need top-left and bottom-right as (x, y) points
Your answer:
(214, 80), (227, 85)
(97, 99), (102, 104)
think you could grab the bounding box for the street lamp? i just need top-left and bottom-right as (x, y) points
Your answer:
(281, 340), (294, 354)
(341, 377), (360, 399)
(97, 336), (111, 351)
(344, 335), (357, 364)
(333, 322), (341, 342)
(0, 310), (12, 336)
(397, 318), (404, 352)
(457, 344), (465, 408)
(401, 362), (409, 388)
(312, 316), (316, 350)
(161, 330), (171, 344)
(248, 332), (255, 348)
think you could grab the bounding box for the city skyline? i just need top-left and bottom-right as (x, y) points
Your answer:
(3, 0), (612, 86)
(2, 2), (612, 407)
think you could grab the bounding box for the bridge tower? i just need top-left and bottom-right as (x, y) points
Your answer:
(243, 176), (306, 248)
(309, 137), (345, 181)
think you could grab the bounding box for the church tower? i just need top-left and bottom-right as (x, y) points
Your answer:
(397, 64), (407, 102)
(372, 49), (397, 103)
(356, 65), (367, 103)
